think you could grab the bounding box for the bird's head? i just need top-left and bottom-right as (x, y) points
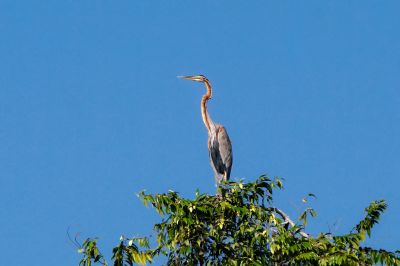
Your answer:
(177, 75), (208, 83)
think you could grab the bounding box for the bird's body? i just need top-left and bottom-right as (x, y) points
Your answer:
(208, 124), (232, 183)
(179, 75), (232, 185)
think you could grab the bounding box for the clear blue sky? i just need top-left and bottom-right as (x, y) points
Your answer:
(1, 1), (399, 265)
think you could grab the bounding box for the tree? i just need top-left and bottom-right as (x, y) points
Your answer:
(77, 176), (400, 265)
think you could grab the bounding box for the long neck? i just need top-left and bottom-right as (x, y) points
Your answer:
(201, 80), (213, 134)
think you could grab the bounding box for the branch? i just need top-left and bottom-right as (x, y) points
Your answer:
(267, 207), (310, 238)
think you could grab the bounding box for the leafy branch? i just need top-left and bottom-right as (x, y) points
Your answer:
(77, 176), (400, 265)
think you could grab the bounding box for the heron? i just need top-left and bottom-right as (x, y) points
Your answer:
(178, 75), (233, 186)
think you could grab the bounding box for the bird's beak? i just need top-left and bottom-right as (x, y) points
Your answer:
(177, 75), (204, 82)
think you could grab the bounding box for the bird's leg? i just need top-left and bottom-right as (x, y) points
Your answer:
(215, 173), (226, 187)
(223, 171), (227, 182)
(215, 175), (223, 196)
(215, 184), (224, 201)
(215, 174), (229, 199)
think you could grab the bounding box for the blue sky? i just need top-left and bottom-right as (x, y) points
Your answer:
(1, 1), (399, 265)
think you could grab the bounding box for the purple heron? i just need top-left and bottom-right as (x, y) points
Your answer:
(178, 75), (233, 185)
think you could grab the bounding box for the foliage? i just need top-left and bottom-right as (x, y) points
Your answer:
(78, 238), (107, 266)
(77, 176), (400, 265)
(78, 236), (153, 266)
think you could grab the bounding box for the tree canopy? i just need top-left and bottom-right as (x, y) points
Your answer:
(77, 176), (400, 265)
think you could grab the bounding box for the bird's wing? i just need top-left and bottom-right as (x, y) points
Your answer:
(209, 134), (224, 176)
(209, 126), (233, 180)
(216, 126), (233, 179)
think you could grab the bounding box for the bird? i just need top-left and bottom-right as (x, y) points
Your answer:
(178, 75), (233, 186)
